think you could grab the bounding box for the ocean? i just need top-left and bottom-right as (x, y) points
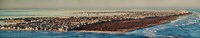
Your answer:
(0, 9), (200, 38)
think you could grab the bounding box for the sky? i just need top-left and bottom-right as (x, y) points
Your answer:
(0, 0), (200, 9)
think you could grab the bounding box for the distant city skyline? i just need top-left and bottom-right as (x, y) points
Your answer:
(0, 0), (200, 9)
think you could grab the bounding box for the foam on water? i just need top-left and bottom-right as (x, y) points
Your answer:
(125, 11), (200, 38)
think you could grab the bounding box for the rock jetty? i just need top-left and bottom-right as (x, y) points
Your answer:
(0, 10), (191, 33)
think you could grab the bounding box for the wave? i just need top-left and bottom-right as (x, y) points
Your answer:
(126, 13), (193, 37)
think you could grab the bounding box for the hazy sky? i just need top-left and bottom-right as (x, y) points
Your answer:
(0, 0), (200, 9)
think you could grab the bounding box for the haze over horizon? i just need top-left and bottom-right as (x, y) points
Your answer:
(0, 0), (200, 9)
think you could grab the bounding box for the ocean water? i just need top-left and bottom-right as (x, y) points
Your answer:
(0, 10), (200, 38)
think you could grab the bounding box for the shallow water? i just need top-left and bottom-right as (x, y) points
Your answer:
(0, 10), (200, 38)
(0, 10), (134, 18)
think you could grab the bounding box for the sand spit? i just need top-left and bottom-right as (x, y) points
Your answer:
(0, 10), (191, 33)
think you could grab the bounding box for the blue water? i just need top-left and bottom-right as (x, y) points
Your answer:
(0, 10), (200, 38)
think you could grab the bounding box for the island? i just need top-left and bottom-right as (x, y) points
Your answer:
(0, 10), (191, 34)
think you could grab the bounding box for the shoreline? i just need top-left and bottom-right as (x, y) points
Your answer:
(70, 15), (180, 33)
(70, 14), (190, 34)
